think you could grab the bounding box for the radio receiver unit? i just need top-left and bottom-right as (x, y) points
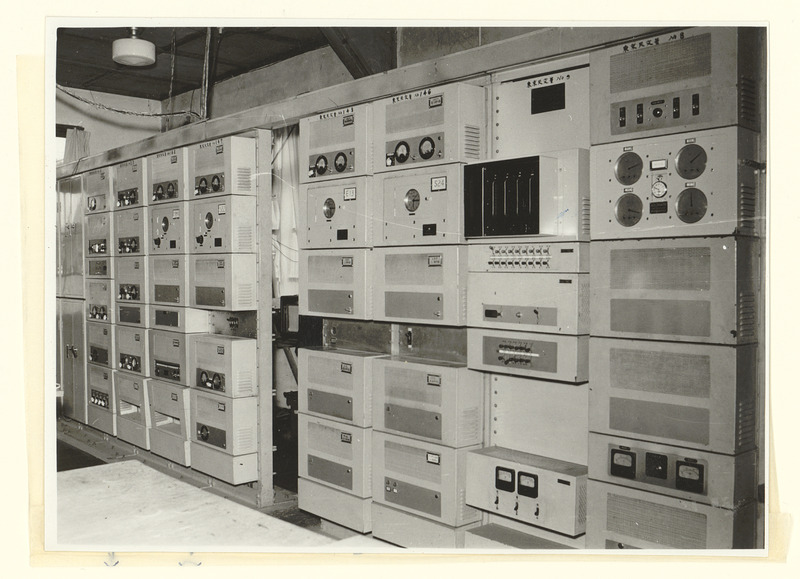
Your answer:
(84, 167), (113, 215)
(189, 254), (257, 311)
(300, 103), (373, 183)
(114, 158), (146, 208)
(299, 249), (374, 319)
(299, 177), (375, 249)
(148, 148), (190, 203)
(150, 201), (191, 253)
(190, 136), (256, 199)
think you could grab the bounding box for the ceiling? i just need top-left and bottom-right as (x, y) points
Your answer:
(56, 27), (347, 101)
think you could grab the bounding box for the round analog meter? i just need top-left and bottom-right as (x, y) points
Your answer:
(166, 182), (175, 197)
(395, 141), (410, 164)
(651, 180), (668, 198)
(676, 188), (708, 223)
(675, 144), (708, 180)
(404, 189), (421, 213)
(204, 212), (215, 230)
(314, 155), (328, 176)
(155, 185), (164, 200)
(334, 152), (348, 173)
(199, 425), (210, 441)
(614, 152), (644, 186)
(322, 198), (336, 219)
(211, 175), (221, 192)
(615, 193), (643, 227)
(419, 137), (436, 160)
(88, 197), (97, 211)
(197, 177), (208, 194)
(161, 216), (170, 233)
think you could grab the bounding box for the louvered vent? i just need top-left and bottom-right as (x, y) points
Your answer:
(737, 397), (757, 450)
(237, 226), (254, 252)
(459, 407), (481, 443)
(737, 292), (757, 340)
(237, 284), (254, 308)
(235, 426), (255, 452)
(738, 75), (759, 127)
(581, 196), (591, 236)
(237, 167), (253, 192)
(463, 125), (482, 159)
(738, 184), (757, 233)
(236, 370), (255, 396)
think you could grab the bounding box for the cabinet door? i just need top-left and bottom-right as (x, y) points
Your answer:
(56, 181), (69, 297)
(64, 178), (85, 298)
(60, 298), (87, 423)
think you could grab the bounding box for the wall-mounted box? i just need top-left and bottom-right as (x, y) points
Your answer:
(299, 248), (374, 320)
(149, 201), (192, 253)
(149, 255), (190, 307)
(84, 167), (113, 215)
(299, 176), (375, 249)
(374, 83), (486, 173)
(114, 206), (149, 256)
(189, 254), (258, 311)
(373, 245), (468, 326)
(148, 379), (191, 466)
(372, 357), (483, 447)
(189, 136), (256, 199)
(114, 325), (149, 377)
(299, 103), (373, 183)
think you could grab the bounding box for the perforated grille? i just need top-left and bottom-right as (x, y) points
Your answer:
(738, 184), (757, 232)
(737, 292), (757, 340)
(738, 75), (759, 126)
(577, 483), (587, 527)
(607, 493), (708, 548)
(459, 407), (481, 443)
(463, 125), (482, 159)
(237, 168), (253, 192)
(609, 347), (711, 398)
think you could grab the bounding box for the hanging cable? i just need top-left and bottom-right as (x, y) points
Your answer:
(200, 27), (212, 120)
(56, 85), (200, 119)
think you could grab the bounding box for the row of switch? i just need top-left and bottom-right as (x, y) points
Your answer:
(487, 258), (551, 269)
(619, 94), (701, 128)
(90, 389), (110, 408)
(490, 245), (551, 256)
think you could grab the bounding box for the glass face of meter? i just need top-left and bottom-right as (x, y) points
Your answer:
(615, 193), (643, 227)
(322, 198), (336, 219)
(614, 151), (643, 185)
(675, 144), (708, 180)
(404, 189), (421, 212)
(676, 188), (708, 223)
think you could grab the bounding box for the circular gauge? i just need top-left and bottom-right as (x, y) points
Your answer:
(200, 371), (209, 386)
(322, 198), (336, 219)
(211, 175), (221, 192)
(395, 141), (410, 164)
(651, 180), (668, 198)
(155, 185), (164, 200)
(614, 152), (644, 186)
(334, 152), (348, 173)
(166, 182), (175, 197)
(675, 144), (708, 180)
(676, 188), (708, 223)
(212, 374), (222, 390)
(197, 177), (208, 194)
(91, 306), (98, 318)
(99, 307), (107, 320)
(161, 216), (170, 233)
(199, 425), (210, 441)
(614, 193), (643, 227)
(88, 198), (97, 211)
(204, 212), (214, 230)
(419, 137), (436, 160)
(404, 189), (421, 213)
(315, 155), (328, 175)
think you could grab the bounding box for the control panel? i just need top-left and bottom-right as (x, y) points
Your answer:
(299, 248), (374, 320)
(467, 241), (589, 273)
(464, 149), (589, 241)
(467, 272), (589, 334)
(590, 27), (763, 144)
(85, 212), (112, 256)
(84, 168), (113, 215)
(299, 103), (373, 183)
(372, 357), (483, 447)
(189, 136), (256, 199)
(372, 431), (482, 527)
(114, 325), (149, 375)
(150, 201), (191, 253)
(299, 176), (375, 249)
(465, 446), (588, 537)
(190, 389), (258, 456)
(86, 278), (113, 323)
(87, 364), (116, 435)
(148, 148), (190, 203)
(116, 256), (148, 305)
(591, 127), (761, 239)
(373, 83), (486, 172)
(590, 236), (759, 345)
(189, 334), (257, 398)
(114, 206), (149, 256)
(373, 245), (468, 326)
(149, 329), (190, 386)
(468, 328), (589, 383)
(149, 255), (190, 307)
(114, 158), (146, 208)
(86, 321), (114, 368)
(589, 338), (758, 455)
(149, 305), (211, 334)
(189, 254), (257, 311)
(298, 413), (372, 498)
(376, 162), (464, 246)
(190, 196), (257, 253)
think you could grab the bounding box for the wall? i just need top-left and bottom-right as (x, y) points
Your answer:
(397, 27), (544, 67)
(56, 87), (163, 159)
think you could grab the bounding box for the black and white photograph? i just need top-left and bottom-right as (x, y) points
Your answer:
(4, 2), (800, 573)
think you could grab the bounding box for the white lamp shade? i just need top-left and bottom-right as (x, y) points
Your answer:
(112, 37), (156, 66)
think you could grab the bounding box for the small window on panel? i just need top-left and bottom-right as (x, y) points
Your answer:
(530, 83), (566, 115)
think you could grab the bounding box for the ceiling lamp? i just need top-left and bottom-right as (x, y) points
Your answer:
(112, 27), (156, 66)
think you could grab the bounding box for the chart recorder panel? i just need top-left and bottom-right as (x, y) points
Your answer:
(190, 196), (257, 253)
(188, 335), (257, 398)
(148, 148), (190, 203)
(465, 446), (588, 537)
(150, 201), (192, 253)
(591, 126), (761, 239)
(190, 389), (258, 485)
(299, 103), (373, 183)
(190, 136), (256, 199)
(114, 158), (146, 208)
(464, 149), (590, 242)
(299, 177), (375, 249)
(377, 163), (464, 246)
(374, 83), (486, 172)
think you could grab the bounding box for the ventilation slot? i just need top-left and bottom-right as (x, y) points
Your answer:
(607, 493), (708, 548)
(237, 226), (255, 252)
(581, 197), (591, 236)
(737, 292), (757, 340)
(236, 284), (255, 308)
(463, 125), (482, 159)
(738, 185), (757, 232)
(119, 401), (139, 417)
(738, 76), (759, 127)
(577, 485), (588, 527)
(237, 167), (253, 192)
(384, 440), (441, 484)
(236, 370), (255, 396)
(737, 398), (757, 450)
(235, 426), (255, 452)
(459, 407), (481, 443)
